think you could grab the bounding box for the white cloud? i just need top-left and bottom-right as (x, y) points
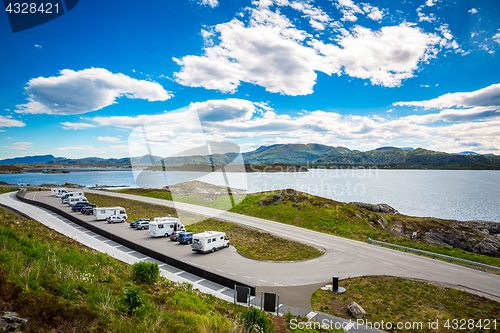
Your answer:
(335, 0), (363, 22)
(199, 0), (218, 8)
(362, 4), (383, 21)
(314, 24), (442, 87)
(16, 68), (173, 115)
(394, 83), (500, 109)
(61, 122), (96, 130)
(468, 8), (478, 14)
(97, 136), (121, 143)
(175, 4), (445, 93)
(3, 142), (32, 150)
(35, 45), (42, 49)
(0, 116), (26, 128)
(289, 1), (331, 30)
(493, 32), (500, 45)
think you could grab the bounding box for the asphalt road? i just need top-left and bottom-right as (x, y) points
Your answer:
(22, 190), (500, 302)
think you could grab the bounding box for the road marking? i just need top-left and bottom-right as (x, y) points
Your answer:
(382, 261), (395, 266)
(306, 312), (317, 320)
(126, 250), (135, 254)
(173, 271), (184, 275)
(216, 269), (223, 272)
(274, 283), (282, 286)
(194, 278), (205, 284)
(139, 257), (149, 261)
(258, 279), (266, 283)
(158, 263), (167, 267)
(229, 272), (236, 276)
(216, 287), (229, 293)
(243, 276), (251, 279)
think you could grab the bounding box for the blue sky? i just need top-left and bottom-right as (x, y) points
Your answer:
(1, 0), (500, 159)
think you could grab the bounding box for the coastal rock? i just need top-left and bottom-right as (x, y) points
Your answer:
(349, 202), (398, 214)
(1, 311), (28, 332)
(347, 302), (365, 319)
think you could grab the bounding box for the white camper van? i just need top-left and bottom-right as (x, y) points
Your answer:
(93, 207), (127, 221)
(148, 217), (185, 237)
(67, 196), (88, 206)
(51, 188), (67, 196)
(61, 192), (85, 204)
(54, 189), (68, 197)
(191, 231), (230, 253)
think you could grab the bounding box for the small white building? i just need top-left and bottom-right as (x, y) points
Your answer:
(93, 207), (127, 221)
(191, 231), (230, 253)
(148, 217), (185, 237)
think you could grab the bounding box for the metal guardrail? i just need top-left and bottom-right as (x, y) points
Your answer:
(367, 238), (500, 272)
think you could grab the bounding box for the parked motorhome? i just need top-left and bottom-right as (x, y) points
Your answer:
(61, 192), (84, 204)
(191, 231), (230, 253)
(51, 188), (67, 196)
(55, 189), (69, 198)
(148, 217), (185, 237)
(93, 207), (127, 221)
(66, 196), (88, 206)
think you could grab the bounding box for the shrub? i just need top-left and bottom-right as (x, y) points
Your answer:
(131, 261), (160, 284)
(119, 287), (144, 315)
(239, 307), (274, 333)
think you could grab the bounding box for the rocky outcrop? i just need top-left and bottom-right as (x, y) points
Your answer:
(349, 202), (398, 214)
(0, 311), (28, 332)
(391, 219), (500, 258)
(258, 193), (300, 206)
(347, 302), (365, 319)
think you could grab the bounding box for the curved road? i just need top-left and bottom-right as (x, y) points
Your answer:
(10, 190), (500, 301)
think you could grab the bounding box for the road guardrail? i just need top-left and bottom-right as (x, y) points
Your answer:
(367, 238), (500, 272)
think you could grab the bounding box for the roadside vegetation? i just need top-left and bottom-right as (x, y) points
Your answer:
(0, 206), (289, 332)
(85, 193), (323, 262)
(119, 187), (500, 269)
(312, 276), (500, 333)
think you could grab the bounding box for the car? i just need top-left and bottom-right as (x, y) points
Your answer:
(107, 215), (126, 224)
(169, 231), (181, 241)
(136, 220), (150, 230)
(130, 219), (150, 228)
(71, 203), (88, 212)
(178, 232), (194, 244)
(81, 206), (94, 215)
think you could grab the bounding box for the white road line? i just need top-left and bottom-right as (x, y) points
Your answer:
(158, 263), (167, 267)
(139, 257), (149, 261)
(173, 271), (184, 275)
(126, 250), (135, 254)
(258, 279), (267, 283)
(216, 269), (223, 272)
(274, 283), (283, 286)
(194, 278), (205, 284)
(243, 276), (251, 279)
(306, 311), (317, 320)
(216, 287), (229, 293)
(229, 272), (236, 276)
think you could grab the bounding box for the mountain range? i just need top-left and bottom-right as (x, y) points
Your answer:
(1, 144), (499, 169)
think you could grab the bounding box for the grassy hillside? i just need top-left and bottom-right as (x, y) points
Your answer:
(243, 144), (350, 165)
(315, 147), (500, 169)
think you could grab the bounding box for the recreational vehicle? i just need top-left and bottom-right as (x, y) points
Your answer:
(66, 196), (88, 206)
(93, 207), (127, 221)
(191, 231), (230, 253)
(55, 189), (69, 197)
(51, 188), (67, 196)
(61, 192), (85, 204)
(148, 217), (185, 237)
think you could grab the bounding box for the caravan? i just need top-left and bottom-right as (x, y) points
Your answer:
(66, 196), (88, 206)
(191, 231), (230, 253)
(51, 188), (67, 196)
(55, 189), (68, 198)
(93, 207), (127, 221)
(148, 217), (185, 237)
(61, 191), (85, 204)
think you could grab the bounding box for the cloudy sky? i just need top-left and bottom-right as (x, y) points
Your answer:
(1, 0), (500, 159)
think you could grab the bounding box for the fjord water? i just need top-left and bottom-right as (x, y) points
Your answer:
(1, 169), (499, 223)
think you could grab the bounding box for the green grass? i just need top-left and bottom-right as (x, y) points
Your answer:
(0, 206), (289, 332)
(123, 187), (500, 269)
(85, 192), (323, 261)
(311, 276), (500, 333)
(0, 187), (18, 194)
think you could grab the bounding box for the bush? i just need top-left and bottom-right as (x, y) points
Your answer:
(131, 261), (160, 284)
(239, 307), (274, 333)
(119, 287), (144, 315)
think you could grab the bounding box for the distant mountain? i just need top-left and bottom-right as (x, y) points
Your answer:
(242, 143), (350, 164)
(453, 151), (479, 155)
(0, 154), (65, 165)
(315, 147), (500, 168)
(51, 157), (130, 166)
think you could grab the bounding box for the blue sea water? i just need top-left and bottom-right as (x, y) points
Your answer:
(1, 169), (499, 223)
